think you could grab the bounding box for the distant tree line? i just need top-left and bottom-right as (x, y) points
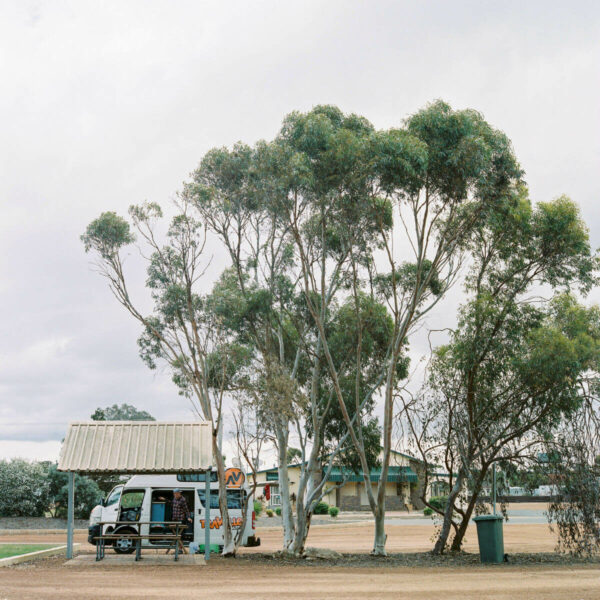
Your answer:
(0, 458), (102, 519)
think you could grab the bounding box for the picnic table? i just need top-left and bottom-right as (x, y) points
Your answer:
(95, 521), (188, 562)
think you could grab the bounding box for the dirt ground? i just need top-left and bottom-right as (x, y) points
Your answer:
(1, 522), (599, 599)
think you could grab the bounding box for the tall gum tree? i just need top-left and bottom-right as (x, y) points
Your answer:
(81, 201), (247, 555)
(268, 102), (523, 555)
(187, 140), (394, 554)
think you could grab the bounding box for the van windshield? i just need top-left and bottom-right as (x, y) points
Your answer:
(197, 489), (245, 510)
(105, 486), (123, 507)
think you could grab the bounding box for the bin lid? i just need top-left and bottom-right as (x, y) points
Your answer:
(473, 514), (503, 521)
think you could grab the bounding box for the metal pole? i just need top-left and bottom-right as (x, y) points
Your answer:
(66, 471), (74, 559)
(204, 468), (211, 562)
(492, 463), (497, 516)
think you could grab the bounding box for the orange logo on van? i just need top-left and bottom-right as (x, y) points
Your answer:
(200, 517), (243, 529)
(225, 467), (244, 488)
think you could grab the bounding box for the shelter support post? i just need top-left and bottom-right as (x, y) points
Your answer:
(66, 471), (74, 559)
(205, 468), (210, 562)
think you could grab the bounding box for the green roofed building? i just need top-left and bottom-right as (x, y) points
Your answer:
(250, 450), (449, 512)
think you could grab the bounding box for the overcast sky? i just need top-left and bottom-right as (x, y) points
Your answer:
(1, 0), (599, 463)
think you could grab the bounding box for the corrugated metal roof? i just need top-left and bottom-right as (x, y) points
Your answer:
(57, 421), (212, 473)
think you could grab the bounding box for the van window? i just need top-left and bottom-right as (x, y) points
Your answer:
(105, 486), (123, 507)
(197, 489), (245, 510)
(121, 490), (145, 508)
(177, 472), (218, 483)
(119, 489), (145, 522)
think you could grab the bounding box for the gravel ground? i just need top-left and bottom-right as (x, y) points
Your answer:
(0, 517), (88, 530)
(233, 551), (600, 569)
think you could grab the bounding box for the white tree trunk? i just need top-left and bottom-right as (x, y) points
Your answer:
(213, 432), (235, 555)
(275, 427), (295, 550)
(372, 506), (387, 556)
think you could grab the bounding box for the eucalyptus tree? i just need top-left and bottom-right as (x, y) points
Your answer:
(268, 101), (523, 555)
(407, 195), (598, 554)
(187, 139), (394, 554)
(81, 201), (250, 555)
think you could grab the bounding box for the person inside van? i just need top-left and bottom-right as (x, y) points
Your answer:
(171, 489), (192, 525)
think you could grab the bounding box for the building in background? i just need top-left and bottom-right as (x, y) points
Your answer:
(252, 450), (449, 512)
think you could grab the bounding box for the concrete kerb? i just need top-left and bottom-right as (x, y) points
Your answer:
(0, 543), (80, 567)
(0, 529), (87, 536)
(65, 553), (206, 567)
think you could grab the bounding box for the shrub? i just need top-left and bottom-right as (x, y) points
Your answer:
(266, 509), (274, 517)
(328, 506), (339, 518)
(253, 499), (263, 517)
(47, 464), (104, 519)
(313, 501), (329, 515)
(275, 507), (282, 516)
(423, 507), (433, 516)
(428, 496), (448, 512)
(0, 459), (50, 517)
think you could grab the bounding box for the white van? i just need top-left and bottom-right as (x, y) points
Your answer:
(88, 472), (260, 553)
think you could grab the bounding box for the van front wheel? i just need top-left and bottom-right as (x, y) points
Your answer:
(113, 529), (137, 554)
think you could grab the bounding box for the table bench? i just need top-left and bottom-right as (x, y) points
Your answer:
(95, 522), (187, 562)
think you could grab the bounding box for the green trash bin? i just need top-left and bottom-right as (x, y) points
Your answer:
(473, 514), (504, 563)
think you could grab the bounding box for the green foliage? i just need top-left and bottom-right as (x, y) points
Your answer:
(275, 507), (282, 516)
(428, 496), (448, 512)
(404, 100), (522, 204)
(266, 509), (274, 517)
(47, 464), (103, 519)
(0, 459), (50, 517)
(91, 403), (155, 421)
(313, 501), (329, 515)
(253, 500), (263, 516)
(328, 506), (339, 518)
(81, 212), (135, 259)
(423, 507), (434, 516)
(286, 447), (302, 465)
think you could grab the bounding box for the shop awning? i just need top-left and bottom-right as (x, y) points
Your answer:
(326, 465), (418, 484)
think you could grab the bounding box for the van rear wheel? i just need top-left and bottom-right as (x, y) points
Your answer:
(113, 529), (137, 554)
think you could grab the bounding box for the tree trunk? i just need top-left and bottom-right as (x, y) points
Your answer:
(275, 428), (295, 550)
(372, 505), (387, 555)
(450, 468), (488, 552)
(213, 432), (235, 556)
(289, 450), (322, 555)
(432, 469), (464, 555)
(289, 503), (311, 555)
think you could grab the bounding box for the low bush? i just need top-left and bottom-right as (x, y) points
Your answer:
(428, 496), (448, 512)
(275, 507), (282, 516)
(266, 509), (274, 517)
(253, 499), (263, 517)
(328, 506), (339, 518)
(423, 507), (433, 516)
(0, 459), (50, 517)
(313, 501), (329, 515)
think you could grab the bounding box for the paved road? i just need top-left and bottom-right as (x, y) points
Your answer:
(387, 504), (549, 526)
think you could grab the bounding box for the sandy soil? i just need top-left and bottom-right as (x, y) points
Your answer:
(0, 522), (560, 553)
(1, 522), (598, 599)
